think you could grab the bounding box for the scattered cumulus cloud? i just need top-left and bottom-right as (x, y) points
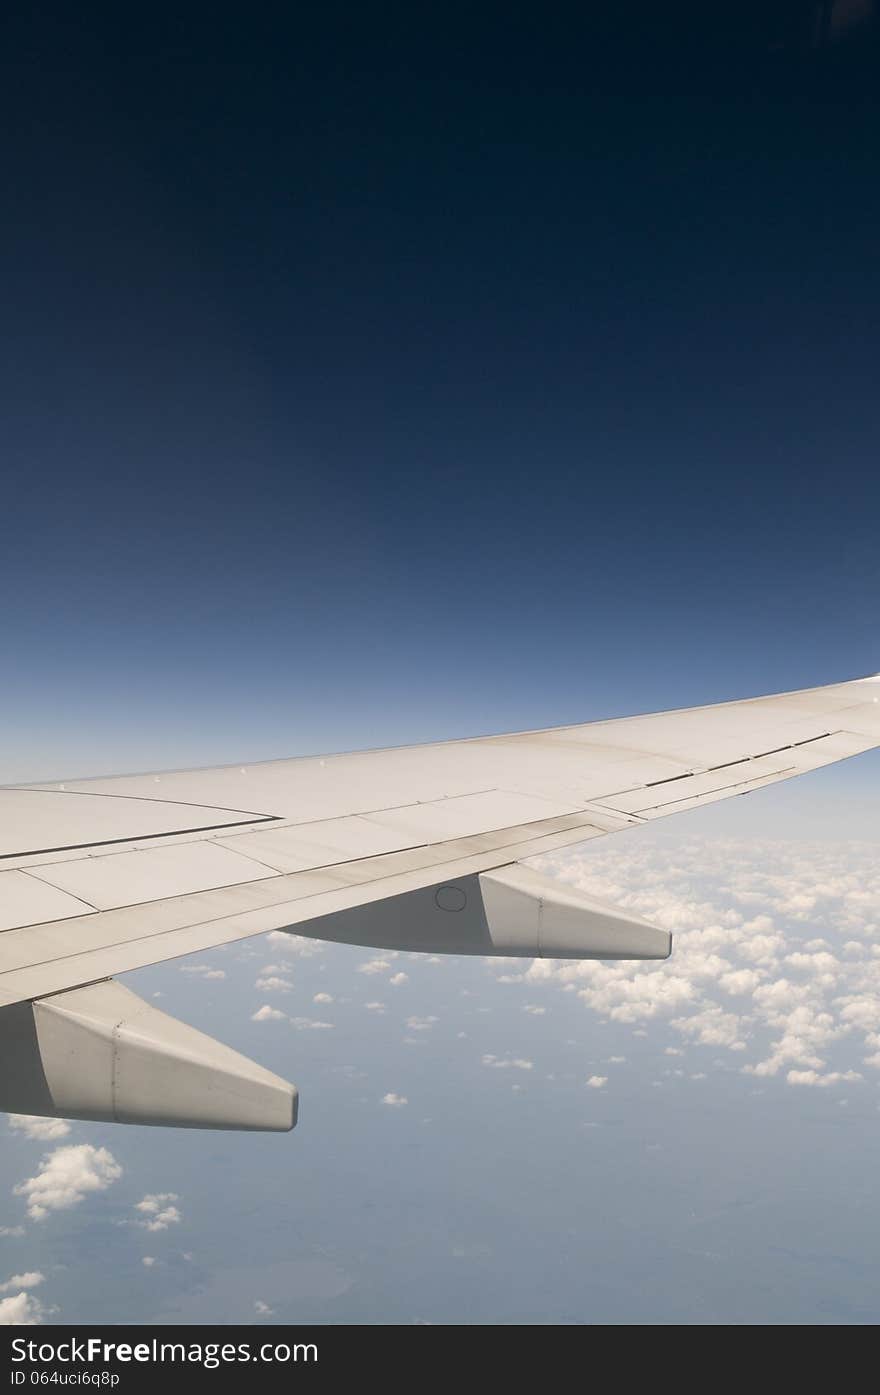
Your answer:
(382, 1093), (408, 1107)
(134, 1194), (181, 1232)
(482, 1054), (533, 1071)
(252, 1004), (286, 1022)
(251, 1005), (334, 1029)
(7, 1115), (71, 1141)
(265, 932), (321, 957)
(0, 1292), (48, 1325)
(359, 959), (392, 976)
(786, 1069), (863, 1088)
(516, 838), (880, 1089)
(0, 1272), (44, 1294)
(15, 1146), (122, 1221)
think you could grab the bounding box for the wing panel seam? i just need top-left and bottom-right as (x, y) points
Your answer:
(0, 814), (281, 863)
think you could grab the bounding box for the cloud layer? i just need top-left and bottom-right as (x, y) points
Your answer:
(506, 837), (880, 1088)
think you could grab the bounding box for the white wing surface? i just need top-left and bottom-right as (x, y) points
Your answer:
(2, 672), (878, 1130)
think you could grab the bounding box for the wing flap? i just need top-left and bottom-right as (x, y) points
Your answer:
(26, 839), (280, 911)
(0, 871), (95, 933)
(215, 816), (421, 870)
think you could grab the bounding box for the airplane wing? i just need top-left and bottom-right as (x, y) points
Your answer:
(2, 671), (878, 1132)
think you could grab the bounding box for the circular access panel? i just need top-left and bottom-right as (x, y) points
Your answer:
(435, 884), (467, 912)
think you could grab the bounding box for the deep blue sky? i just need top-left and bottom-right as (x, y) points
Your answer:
(2, 5), (879, 780)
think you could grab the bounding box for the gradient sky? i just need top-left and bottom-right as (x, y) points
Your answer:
(2, 6), (879, 783)
(1, 6), (880, 1327)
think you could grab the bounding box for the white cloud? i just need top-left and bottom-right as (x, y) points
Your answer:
(15, 1145), (122, 1221)
(364, 1002), (386, 1013)
(252, 1004), (286, 1022)
(254, 1299), (275, 1316)
(526, 838), (880, 1089)
(265, 932), (321, 956)
(482, 1054), (533, 1071)
(523, 1004), (546, 1015)
(179, 965), (226, 980)
(672, 1007), (745, 1050)
(585, 1075), (607, 1089)
(255, 975), (293, 993)
(313, 992), (334, 1004)
(0, 1272), (44, 1294)
(406, 1016), (438, 1031)
(786, 1069), (862, 1088)
(142, 1257), (157, 1268)
(359, 959), (392, 975)
(838, 996), (880, 1033)
(0, 1292), (47, 1325)
(134, 1194), (181, 1232)
(718, 968), (763, 996)
(289, 1017), (334, 1030)
(389, 973), (409, 987)
(7, 1115), (71, 1141)
(382, 1093), (408, 1107)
